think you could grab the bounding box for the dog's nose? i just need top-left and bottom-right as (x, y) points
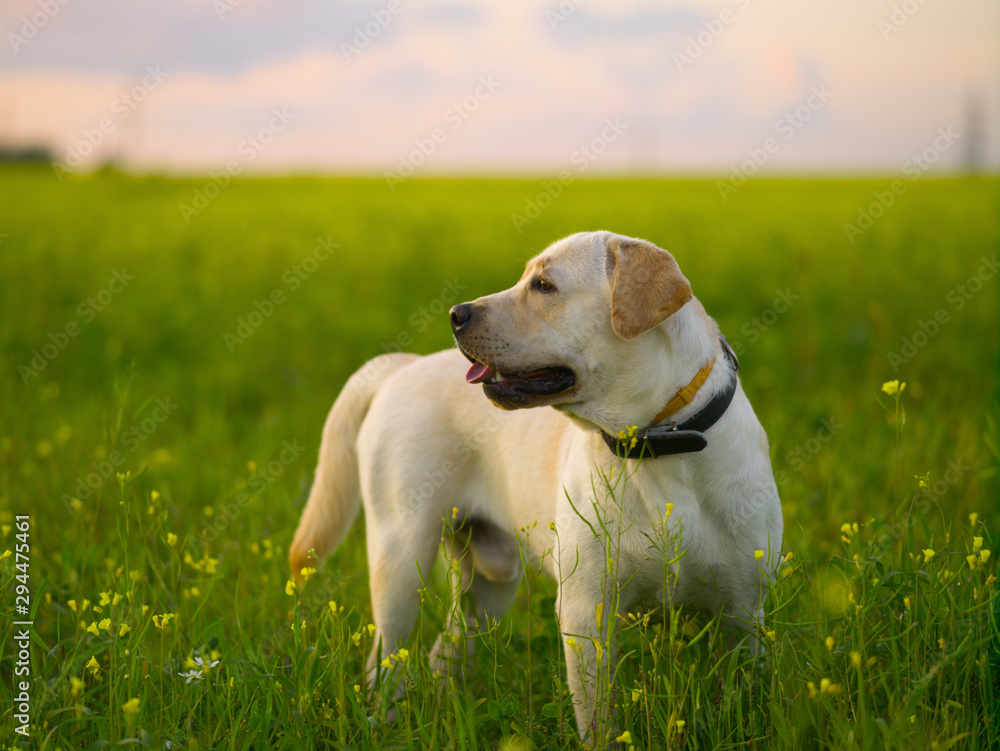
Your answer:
(450, 303), (472, 332)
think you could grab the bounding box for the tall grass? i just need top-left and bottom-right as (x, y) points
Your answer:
(0, 168), (996, 748)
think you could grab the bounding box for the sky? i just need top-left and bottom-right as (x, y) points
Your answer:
(0, 0), (997, 175)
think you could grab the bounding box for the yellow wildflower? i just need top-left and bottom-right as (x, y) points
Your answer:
(119, 624), (131, 637)
(87, 621), (99, 636)
(881, 380), (904, 396)
(922, 548), (935, 562)
(166, 533), (177, 547)
(981, 549), (991, 564)
(615, 731), (633, 744)
(285, 579), (296, 596)
(86, 656), (100, 676)
(973, 537), (983, 552)
(70, 676), (85, 698)
(152, 613), (174, 631)
(754, 549), (764, 561)
(592, 639), (604, 664)
(99, 618), (111, 632)
(122, 697), (140, 719)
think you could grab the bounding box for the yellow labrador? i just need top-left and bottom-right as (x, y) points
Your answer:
(290, 231), (783, 743)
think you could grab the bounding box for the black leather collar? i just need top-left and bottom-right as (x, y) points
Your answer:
(600, 336), (740, 459)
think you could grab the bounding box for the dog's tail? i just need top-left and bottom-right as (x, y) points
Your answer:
(290, 353), (419, 583)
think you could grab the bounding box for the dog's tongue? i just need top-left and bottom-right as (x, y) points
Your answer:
(466, 362), (495, 384)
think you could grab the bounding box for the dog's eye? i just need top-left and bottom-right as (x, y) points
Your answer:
(533, 277), (555, 293)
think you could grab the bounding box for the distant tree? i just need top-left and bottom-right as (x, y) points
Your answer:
(0, 145), (55, 164)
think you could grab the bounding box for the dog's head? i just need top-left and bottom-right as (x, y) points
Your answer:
(451, 231), (701, 429)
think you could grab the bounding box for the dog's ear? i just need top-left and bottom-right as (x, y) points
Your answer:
(607, 237), (692, 340)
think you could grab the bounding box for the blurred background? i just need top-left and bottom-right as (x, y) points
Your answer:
(1, 0), (997, 176)
(1, 5), (998, 747)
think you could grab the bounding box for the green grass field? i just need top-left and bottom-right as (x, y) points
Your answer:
(1, 166), (998, 749)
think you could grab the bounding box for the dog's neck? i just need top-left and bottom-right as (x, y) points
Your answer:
(558, 299), (729, 438)
(656, 302), (726, 424)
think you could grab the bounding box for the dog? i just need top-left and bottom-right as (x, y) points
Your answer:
(290, 231), (783, 744)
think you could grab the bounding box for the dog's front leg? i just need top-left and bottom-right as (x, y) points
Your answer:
(558, 582), (621, 747)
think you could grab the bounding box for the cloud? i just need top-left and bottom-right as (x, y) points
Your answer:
(0, 0), (996, 172)
(416, 2), (489, 27)
(0, 0), (409, 75)
(548, 5), (705, 43)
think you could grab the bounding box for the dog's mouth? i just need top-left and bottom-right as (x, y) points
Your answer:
(462, 356), (576, 408)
